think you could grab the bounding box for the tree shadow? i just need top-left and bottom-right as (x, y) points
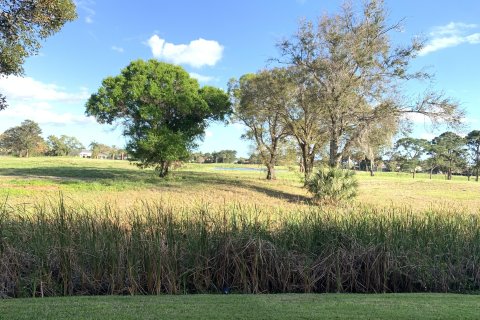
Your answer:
(0, 166), (311, 204)
(176, 171), (311, 204)
(0, 166), (153, 182)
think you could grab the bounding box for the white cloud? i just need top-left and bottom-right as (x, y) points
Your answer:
(147, 35), (223, 68)
(419, 22), (480, 56)
(111, 46), (124, 53)
(1, 101), (95, 126)
(189, 72), (214, 83)
(0, 76), (89, 102)
(0, 76), (94, 128)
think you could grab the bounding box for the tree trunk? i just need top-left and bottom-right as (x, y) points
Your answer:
(412, 170), (415, 179)
(329, 138), (339, 168)
(447, 168), (452, 180)
(429, 168), (433, 179)
(266, 163), (276, 180)
(158, 161), (169, 177)
(475, 149), (479, 182)
(299, 143), (313, 181)
(265, 150), (277, 180)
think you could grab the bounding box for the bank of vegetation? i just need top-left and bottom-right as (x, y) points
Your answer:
(1, 200), (479, 297)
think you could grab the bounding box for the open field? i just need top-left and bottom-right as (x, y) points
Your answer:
(0, 156), (479, 298)
(1, 294), (479, 320)
(1, 156), (479, 212)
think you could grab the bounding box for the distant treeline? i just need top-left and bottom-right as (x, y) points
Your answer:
(0, 120), (127, 159)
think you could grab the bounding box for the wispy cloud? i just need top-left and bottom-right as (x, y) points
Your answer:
(419, 22), (480, 56)
(111, 46), (124, 53)
(147, 35), (223, 68)
(75, 0), (96, 24)
(189, 72), (215, 83)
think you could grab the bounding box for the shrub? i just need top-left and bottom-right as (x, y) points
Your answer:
(305, 166), (358, 204)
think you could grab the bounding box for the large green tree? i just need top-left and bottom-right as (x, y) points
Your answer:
(276, 0), (463, 168)
(0, 119), (44, 157)
(466, 130), (480, 182)
(230, 69), (290, 180)
(0, 0), (77, 110)
(86, 59), (231, 177)
(431, 132), (466, 180)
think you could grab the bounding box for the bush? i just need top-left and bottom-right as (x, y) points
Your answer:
(305, 166), (358, 204)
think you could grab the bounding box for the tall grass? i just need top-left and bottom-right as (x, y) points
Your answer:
(0, 199), (479, 297)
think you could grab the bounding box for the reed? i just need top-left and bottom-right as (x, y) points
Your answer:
(0, 199), (479, 297)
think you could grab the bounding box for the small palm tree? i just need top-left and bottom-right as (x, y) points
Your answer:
(305, 166), (358, 204)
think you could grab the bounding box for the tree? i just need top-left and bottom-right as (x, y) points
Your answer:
(230, 69), (290, 180)
(392, 137), (428, 178)
(47, 134), (83, 156)
(0, 119), (44, 157)
(353, 116), (397, 176)
(423, 141), (443, 179)
(466, 130), (480, 182)
(276, 0), (463, 168)
(431, 132), (466, 180)
(88, 141), (111, 159)
(86, 59), (231, 177)
(212, 150), (237, 163)
(281, 67), (327, 179)
(0, 0), (77, 110)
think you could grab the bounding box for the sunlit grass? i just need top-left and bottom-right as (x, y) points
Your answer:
(1, 156), (479, 212)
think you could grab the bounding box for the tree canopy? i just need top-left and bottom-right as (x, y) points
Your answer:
(275, 0), (463, 169)
(431, 132), (466, 180)
(85, 59), (231, 177)
(46, 134), (83, 156)
(0, 119), (44, 157)
(230, 69), (291, 180)
(466, 130), (480, 181)
(392, 137), (428, 178)
(0, 0), (77, 110)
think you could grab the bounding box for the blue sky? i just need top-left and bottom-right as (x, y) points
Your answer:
(1, 0), (479, 157)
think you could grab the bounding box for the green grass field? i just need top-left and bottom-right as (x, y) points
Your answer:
(1, 156), (479, 212)
(1, 156), (480, 318)
(1, 294), (479, 320)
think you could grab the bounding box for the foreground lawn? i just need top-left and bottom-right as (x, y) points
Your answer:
(1, 294), (479, 320)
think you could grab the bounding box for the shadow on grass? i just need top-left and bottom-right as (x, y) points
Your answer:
(0, 166), (151, 181)
(176, 171), (310, 204)
(0, 166), (310, 204)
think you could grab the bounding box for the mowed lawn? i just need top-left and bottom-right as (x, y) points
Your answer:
(1, 294), (479, 320)
(0, 156), (479, 212)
